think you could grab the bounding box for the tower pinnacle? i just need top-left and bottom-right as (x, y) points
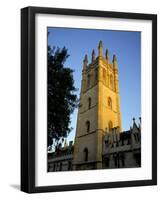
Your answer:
(83, 54), (88, 70)
(113, 54), (118, 69)
(92, 49), (96, 62)
(105, 49), (109, 61)
(98, 40), (103, 56)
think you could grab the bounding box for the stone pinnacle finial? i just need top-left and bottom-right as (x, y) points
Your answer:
(83, 54), (88, 70)
(98, 40), (103, 56)
(139, 117), (141, 123)
(84, 54), (88, 62)
(132, 117), (138, 129)
(92, 49), (96, 62)
(98, 40), (103, 48)
(113, 54), (117, 62)
(113, 54), (118, 69)
(105, 49), (109, 60)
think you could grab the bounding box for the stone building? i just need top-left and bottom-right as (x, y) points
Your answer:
(102, 118), (141, 169)
(48, 141), (73, 172)
(48, 41), (141, 172)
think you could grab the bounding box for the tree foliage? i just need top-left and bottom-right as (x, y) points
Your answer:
(48, 45), (77, 150)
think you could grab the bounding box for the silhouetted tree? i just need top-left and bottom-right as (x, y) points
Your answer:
(48, 45), (77, 151)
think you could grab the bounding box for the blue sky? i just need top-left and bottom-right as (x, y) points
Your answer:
(48, 27), (141, 143)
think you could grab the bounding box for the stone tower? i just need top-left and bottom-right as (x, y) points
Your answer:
(73, 41), (122, 170)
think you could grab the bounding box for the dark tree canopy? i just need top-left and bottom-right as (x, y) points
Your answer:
(48, 45), (77, 150)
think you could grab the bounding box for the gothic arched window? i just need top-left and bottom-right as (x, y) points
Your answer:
(110, 74), (114, 88)
(87, 74), (91, 87)
(86, 121), (90, 133)
(84, 148), (88, 161)
(108, 97), (112, 109)
(88, 97), (91, 109)
(103, 68), (106, 81)
(108, 121), (113, 131)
